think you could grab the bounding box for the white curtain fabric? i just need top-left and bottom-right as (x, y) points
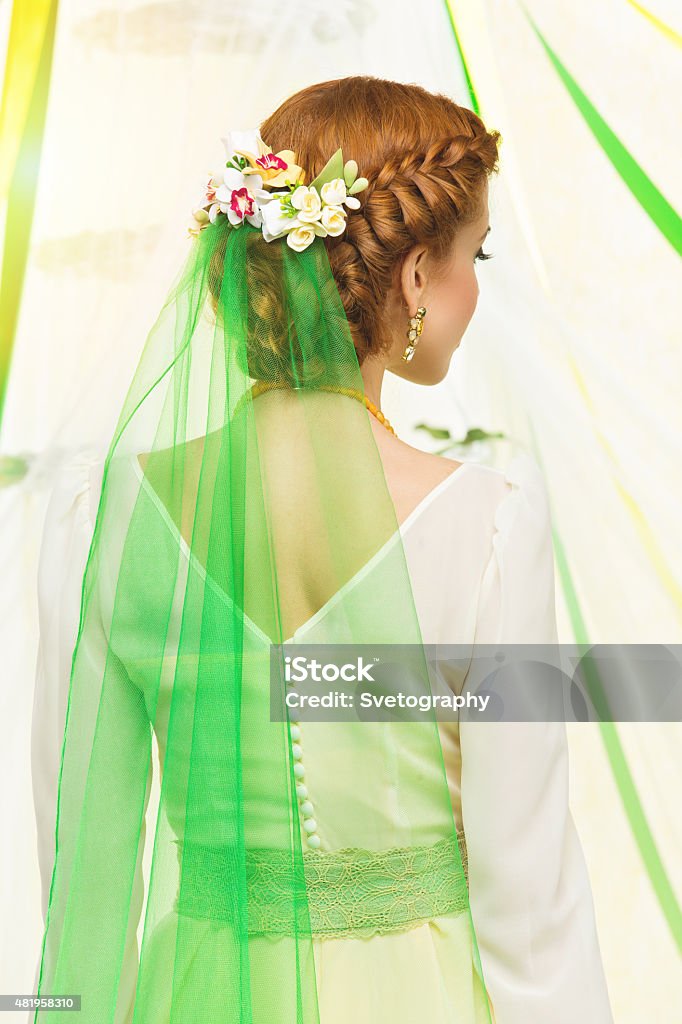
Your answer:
(1, 1), (680, 1020)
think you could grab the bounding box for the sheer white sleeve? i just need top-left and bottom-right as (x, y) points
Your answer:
(460, 453), (613, 1024)
(32, 450), (103, 923)
(31, 451), (151, 1023)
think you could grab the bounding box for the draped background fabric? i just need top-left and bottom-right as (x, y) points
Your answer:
(0, 1), (680, 1020)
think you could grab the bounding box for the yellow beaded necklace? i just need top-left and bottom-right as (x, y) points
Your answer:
(243, 381), (398, 438)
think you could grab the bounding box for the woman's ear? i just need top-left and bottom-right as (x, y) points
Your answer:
(399, 244), (429, 312)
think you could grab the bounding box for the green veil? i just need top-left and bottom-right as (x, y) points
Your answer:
(33, 144), (494, 1023)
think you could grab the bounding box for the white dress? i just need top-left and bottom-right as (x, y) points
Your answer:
(31, 448), (614, 1024)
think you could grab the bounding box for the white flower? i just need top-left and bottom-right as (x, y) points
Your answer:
(320, 204), (347, 236)
(320, 178), (347, 206)
(286, 223), (319, 251)
(320, 177), (362, 210)
(260, 192), (299, 242)
(290, 185), (322, 222)
(211, 165), (269, 228)
(221, 165), (266, 195)
(221, 130), (264, 162)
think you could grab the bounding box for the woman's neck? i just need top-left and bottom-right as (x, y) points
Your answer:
(360, 357), (385, 411)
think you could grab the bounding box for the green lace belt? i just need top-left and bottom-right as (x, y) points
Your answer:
(174, 830), (469, 940)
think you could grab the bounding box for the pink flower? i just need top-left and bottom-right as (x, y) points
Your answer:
(255, 153), (287, 173)
(229, 187), (256, 222)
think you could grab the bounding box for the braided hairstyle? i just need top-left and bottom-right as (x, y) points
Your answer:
(259, 76), (502, 364)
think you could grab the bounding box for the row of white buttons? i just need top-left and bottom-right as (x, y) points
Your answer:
(288, 718), (321, 850)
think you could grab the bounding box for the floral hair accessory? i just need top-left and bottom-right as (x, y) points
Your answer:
(188, 129), (369, 251)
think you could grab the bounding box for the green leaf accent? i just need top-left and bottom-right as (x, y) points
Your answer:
(225, 155), (247, 173)
(343, 160), (358, 187)
(309, 148), (344, 193)
(277, 193), (298, 219)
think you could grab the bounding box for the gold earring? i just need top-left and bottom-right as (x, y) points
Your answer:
(402, 306), (427, 362)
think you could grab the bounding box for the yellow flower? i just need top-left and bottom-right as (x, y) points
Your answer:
(320, 204), (347, 236)
(320, 178), (347, 206)
(234, 138), (305, 188)
(286, 223), (318, 251)
(291, 185), (322, 222)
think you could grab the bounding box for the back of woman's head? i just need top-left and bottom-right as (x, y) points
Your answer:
(208, 76), (501, 373)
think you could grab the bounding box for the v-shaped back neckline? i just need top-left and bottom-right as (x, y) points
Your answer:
(130, 455), (473, 646)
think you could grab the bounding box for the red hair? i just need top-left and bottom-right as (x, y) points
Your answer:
(260, 75), (502, 362)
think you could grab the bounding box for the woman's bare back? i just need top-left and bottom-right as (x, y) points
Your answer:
(136, 401), (463, 639)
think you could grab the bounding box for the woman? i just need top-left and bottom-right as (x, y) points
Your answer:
(32, 76), (613, 1023)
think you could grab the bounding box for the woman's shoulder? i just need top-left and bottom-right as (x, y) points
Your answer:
(395, 442), (550, 524)
(456, 451), (553, 548)
(400, 448), (555, 600)
(381, 438), (468, 524)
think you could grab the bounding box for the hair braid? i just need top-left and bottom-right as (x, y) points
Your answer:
(324, 127), (500, 359)
(213, 75), (504, 366)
